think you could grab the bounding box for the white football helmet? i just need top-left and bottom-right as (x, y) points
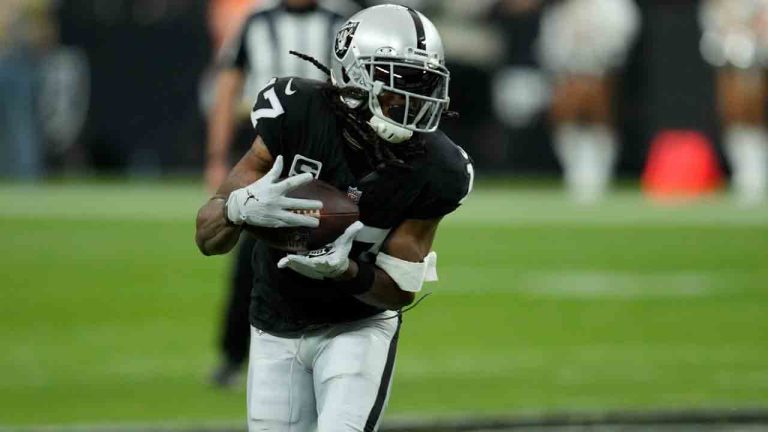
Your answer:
(330, 4), (451, 143)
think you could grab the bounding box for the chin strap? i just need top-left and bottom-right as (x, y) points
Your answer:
(368, 115), (413, 144)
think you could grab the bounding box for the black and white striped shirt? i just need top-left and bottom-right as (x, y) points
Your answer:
(221, 2), (346, 108)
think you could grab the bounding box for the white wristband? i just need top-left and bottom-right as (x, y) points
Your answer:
(375, 251), (438, 293)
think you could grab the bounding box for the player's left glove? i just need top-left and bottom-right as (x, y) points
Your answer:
(277, 221), (364, 280)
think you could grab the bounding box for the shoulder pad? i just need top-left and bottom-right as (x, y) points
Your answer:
(408, 131), (474, 219)
(250, 77), (334, 159)
(250, 77), (324, 128)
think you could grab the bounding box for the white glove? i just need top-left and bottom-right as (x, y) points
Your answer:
(226, 155), (323, 228)
(277, 221), (364, 280)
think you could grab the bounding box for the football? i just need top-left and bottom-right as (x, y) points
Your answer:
(244, 179), (359, 252)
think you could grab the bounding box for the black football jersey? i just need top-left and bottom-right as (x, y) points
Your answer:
(247, 77), (474, 334)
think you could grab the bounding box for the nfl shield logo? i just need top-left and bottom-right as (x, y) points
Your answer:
(347, 186), (362, 204)
(334, 21), (360, 60)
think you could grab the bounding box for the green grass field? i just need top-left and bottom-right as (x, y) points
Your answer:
(1, 182), (767, 427)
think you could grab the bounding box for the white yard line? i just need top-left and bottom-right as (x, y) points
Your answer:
(396, 344), (768, 381)
(518, 271), (719, 299)
(431, 269), (751, 299)
(1, 185), (767, 226)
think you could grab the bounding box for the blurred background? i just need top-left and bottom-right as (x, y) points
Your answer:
(1, 0), (767, 430)
(0, 0), (765, 192)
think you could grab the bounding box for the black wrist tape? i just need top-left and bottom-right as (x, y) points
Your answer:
(336, 261), (375, 295)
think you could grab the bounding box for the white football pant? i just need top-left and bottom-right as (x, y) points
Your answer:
(554, 123), (618, 203)
(724, 125), (768, 205)
(247, 312), (400, 432)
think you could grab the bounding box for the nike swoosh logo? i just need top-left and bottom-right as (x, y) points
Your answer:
(285, 78), (297, 96)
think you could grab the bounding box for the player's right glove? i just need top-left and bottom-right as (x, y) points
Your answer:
(225, 155), (323, 228)
(277, 221), (364, 280)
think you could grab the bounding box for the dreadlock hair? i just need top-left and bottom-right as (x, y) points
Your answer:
(289, 50), (332, 76)
(289, 50), (458, 171)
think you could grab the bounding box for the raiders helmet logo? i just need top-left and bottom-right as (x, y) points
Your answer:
(334, 21), (360, 60)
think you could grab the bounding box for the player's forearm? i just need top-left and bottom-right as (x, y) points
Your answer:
(342, 261), (415, 310)
(195, 198), (242, 256)
(348, 224), (436, 310)
(197, 138), (275, 255)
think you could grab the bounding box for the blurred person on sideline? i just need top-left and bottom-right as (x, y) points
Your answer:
(414, 0), (505, 168)
(537, 0), (640, 203)
(205, 0), (348, 387)
(0, 0), (55, 179)
(700, 0), (768, 205)
(490, 0), (549, 167)
(492, 0), (547, 128)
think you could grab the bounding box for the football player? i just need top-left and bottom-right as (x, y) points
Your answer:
(537, 0), (640, 202)
(195, 4), (473, 431)
(700, 0), (768, 205)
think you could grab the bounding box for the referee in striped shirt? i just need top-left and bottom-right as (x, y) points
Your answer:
(205, 0), (348, 387)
